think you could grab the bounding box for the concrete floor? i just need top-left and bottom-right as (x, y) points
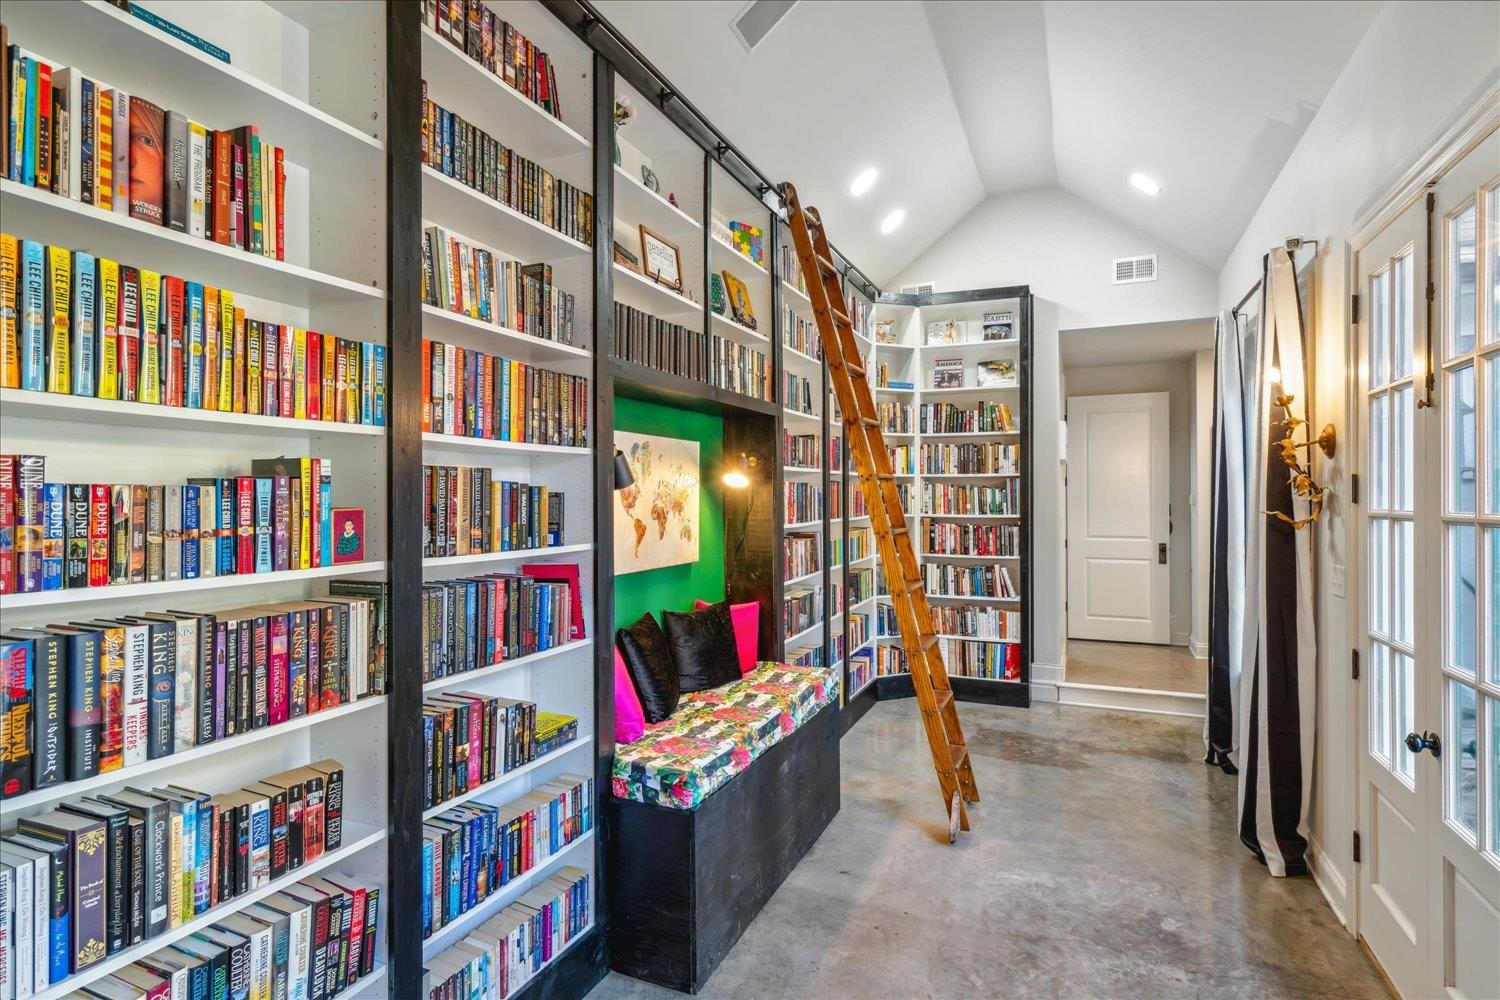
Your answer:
(1066, 639), (1207, 693)
(589, 700), (1389, 999)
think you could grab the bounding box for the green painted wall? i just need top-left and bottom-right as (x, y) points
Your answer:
(612, 398), (725, 633)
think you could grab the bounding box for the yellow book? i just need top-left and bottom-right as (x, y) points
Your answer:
(230, 305), (246, 414)
(298, 458), (312, 569)
(245, 314), (261, 416)
(511, 359), (524, 440)
(45, 246), (71, 394)
(96, 258), (120, 400)
(139, 269), (162, 404)
(293, 326), (307, 419)
(217, 289), (234, 410)
(322, 332), (336, 421)
(0, 234), (18, 389)
(165, 811), (184, 929)
(202, 286), (219, 411)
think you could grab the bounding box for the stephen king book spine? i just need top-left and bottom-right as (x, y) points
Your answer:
(64, 483), (89, 589)
(26, 630), (64, 790)
(40, 480), (64, 591)
(0, 638), (33, 797)
(143, 619), (175, 759)
(118, 620), (149, 768)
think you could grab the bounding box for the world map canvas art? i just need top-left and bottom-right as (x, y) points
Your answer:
(614, 431), (701, 573)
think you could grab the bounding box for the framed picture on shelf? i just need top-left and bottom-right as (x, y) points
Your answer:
(932, 358), (965, 389)
(641, 165), (661, 193)
(874, 319), (898, 344)
(927, 319), (960, 344)
(721, 270), (757, 330)
(977, 358), (1018, 387)
(333, 508), (366, 563)
(639, 224), (684, 291)
(614, 241), (640, 271)
(982, 311), (1015, 341)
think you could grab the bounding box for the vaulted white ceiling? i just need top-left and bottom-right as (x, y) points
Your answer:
(593, 0), (1381, 286)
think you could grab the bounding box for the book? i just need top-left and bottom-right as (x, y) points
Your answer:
(127, 96), (165, 224)
(976, 358), (1017, 387)
(931, 358), (964, 389)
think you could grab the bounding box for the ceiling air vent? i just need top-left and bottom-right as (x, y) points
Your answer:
(1113, 255), (1158, 284)
(901, 280), (937, 295)
(731, 0), (798, 53)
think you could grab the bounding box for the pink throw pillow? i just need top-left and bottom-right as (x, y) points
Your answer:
(613, 647), (647, 744)
(694, 599), (760, 676)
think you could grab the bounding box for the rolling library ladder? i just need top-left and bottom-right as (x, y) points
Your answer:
(781, 183), (979, 838)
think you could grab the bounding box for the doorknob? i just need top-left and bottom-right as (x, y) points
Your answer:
(1404, 731), (1442, 758)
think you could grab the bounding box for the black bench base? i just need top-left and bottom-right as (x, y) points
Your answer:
(606, 699), (841, 993)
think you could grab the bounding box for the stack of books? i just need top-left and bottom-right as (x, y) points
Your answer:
(420, 693), (539, 808)
(782, 585), (820, 638)
(610, 302), (703, 382)
(422, 573), (575, 682)
(423, 0), (567, 121)
(708, 335), (770, 402)
(783, 532), (819, 581)
(917, 442), (1018, 476)
(0, 234), (388, 422)
(421, 339), (589, 448)
(918, 401), (1015, 434)
(930, 605), (1021, 642)
(423, 465), (563, 557)
(422, 226), (577, 345)
(922, 520), (1018, 557)
(782, 433), (819, 470)
(920, 481), (1020, 516)
(783, 482), (821, 524)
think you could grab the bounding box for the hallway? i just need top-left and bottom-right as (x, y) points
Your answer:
(591, 700), (1388, 999)
(1066, 639), (1206, 693)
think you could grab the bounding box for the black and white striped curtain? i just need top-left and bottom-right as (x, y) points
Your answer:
(1208, 247), (1317, 877)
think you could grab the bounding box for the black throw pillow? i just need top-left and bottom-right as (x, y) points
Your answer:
(663, 601), (741, 693)
(616, 613), (680, 723)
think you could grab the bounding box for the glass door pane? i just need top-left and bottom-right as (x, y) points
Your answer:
(1452, 202), (1477, 358)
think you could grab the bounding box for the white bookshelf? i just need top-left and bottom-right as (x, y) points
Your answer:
(417, 0), (599, 983)
(0, 4), (393, 996)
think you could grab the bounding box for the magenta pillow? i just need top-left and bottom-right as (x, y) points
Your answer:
(613, 647), (647, 744)
(694, 599), (760, 676)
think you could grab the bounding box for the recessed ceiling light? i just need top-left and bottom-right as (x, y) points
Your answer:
(849, 167), (878, 197)
(880, 208), (906, 234)
(1130, 173), (1161, 196)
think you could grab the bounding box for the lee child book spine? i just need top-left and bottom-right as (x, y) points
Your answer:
(19, 240), (45, 391)
(1, 234), (18, 389)
(69, 251), (96, 397)
(44, 244), (70, 394)
(117, 265), (141, 402)
(139, 269), (161, 405)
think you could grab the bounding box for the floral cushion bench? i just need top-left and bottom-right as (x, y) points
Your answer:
(607, 660), (842, 992)
(611, 661), (839, 810)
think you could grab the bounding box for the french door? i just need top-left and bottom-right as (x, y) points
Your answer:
(1357, 128), (1499, 998)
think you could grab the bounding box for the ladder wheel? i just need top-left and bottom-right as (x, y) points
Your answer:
(948, 790), (961, 844)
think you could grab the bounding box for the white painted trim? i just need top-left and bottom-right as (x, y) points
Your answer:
(1347, 81), (1499, 252)
(1171, 630), (1190, 647)
(1187, 637), (1209, 659)
(1030, 661), (1064, 703)
(1307, 835), (1353, 932)
(1055, 680), (1206, 719)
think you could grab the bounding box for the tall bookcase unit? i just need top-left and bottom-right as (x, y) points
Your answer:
(868, 288), (1035, 709)
(1, 1), (394, 997)
(414, 2), (600, 995)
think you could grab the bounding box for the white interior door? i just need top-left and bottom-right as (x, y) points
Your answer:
(1357, 127), (1500, 1000)
(1066, 392), (1170, 643)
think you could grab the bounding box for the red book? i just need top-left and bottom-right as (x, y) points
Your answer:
(306, 330), (321, 421)
(325, 877), (367, 986)
(1004, 642), (1021, 680)
(87, 483), (110, 587)
(421, 340), (432, 432)
(210, 130), (231, 244)
(274, 146), (286, 262)
(308, 458), (322, 568)
(230, 142), (246, 248)
(278, 325), (294, 419)
(267, 612), (288, 726)
(235, 476), (255, 574)
(35, 61), (54, 191)
(163, 276), (186, 406)
(0, 456), (14, 595)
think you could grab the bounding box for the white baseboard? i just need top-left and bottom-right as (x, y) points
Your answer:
(1306, 836), (1352, 932)
(1055, 681), (1206, 718)
(1187, 637), (1208, 659)
(1172, 630), (1190, 646)
(1030, 661), (1063, 703)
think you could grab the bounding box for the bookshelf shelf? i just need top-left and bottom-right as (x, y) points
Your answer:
(615, 166), (700, 238)
(0, 695), (386, 813)
(782, 343), (822, 371)
(6, 0), (383, 170)
(918, 339), (1020, 352)
(711, 310), (770, 344)
(780, 279), (812, 310)
(711, 234), (769, 278)
(421, 432), (591, 458)
(419, 24), (590, 161)
(922, 384), (1018, 396)
(784, 567), (822, 587)
(32, 823), (387, 1000)
(921, 429), (1020, 438)
(420, 736), (590, 821)
(784, 619), (823, 645)
(0, 180), (387, 310)
(419, 304), (593, 362)
(875, 385), (916, 396)
(421, 166), (591, 261)
(613, 263), (701, 318)
(783, 465), (820, 476)
(0, 388), (388, 437)
(422, 542), (594, 568)
(422, 639), (593, 694)
(0, 560), (386, 610)
(784, 519), (823, 531)
(420, 830), (595, 960)
(609, 358), (778, 418)
(344, 967), (388, 1000)
(782, 407), (820, 426)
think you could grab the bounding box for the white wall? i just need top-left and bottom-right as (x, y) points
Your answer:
(1191, 349), (1214, 658)
(1063, 359), (1197, 646)
(896, 187), (1220, 691)
(1216, 0), (1500, 926)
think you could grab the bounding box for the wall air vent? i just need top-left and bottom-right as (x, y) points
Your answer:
(1113, 255), (1158, 284)
(901, 280), (937, 295)
(731, 0), (798, 53)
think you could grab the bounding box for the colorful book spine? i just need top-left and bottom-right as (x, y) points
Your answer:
(20, 239), (46, 391)
(69, 251), (96, 397)
(95, 257), (119, 401)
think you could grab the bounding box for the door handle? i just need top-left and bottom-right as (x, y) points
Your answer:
(1404, 731), (1442, 758)
(1158, 543), (1167, 565)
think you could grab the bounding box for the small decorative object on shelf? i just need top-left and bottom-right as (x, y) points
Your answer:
(333, 507), (365, 563)
(638, 225), (683, 291)
(875, 319), (898, 344)
(641, 165), (660, 193)
(668, 192), (679, 207)
(614, 241), (641, 272)
(722, 270), (756, 330)
(709, 272), (729, 316)
(976, 359), (1017, 388)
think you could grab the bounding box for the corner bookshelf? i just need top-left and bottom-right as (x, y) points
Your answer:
(1, 3), (391, 998)
(870, 288), (1034, 708)
(839, 277), (878, 727)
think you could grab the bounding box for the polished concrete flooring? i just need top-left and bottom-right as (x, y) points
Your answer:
(589, 700), (1388, 999)
(1067, 639), (1207, 693)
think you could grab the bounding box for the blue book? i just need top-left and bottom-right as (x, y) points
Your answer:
(4, 833), (69, 983)
(360, 342), (375, 426)
(372, 344), (387, 427)
(464, 587), (477, 669)
(71, 252), (97, 396)
(21, 57), (37, 187)
(247, 797), (271, 888)
(539, 587), (551, 651)
(40, 482), (64, 590)
(254, 477), (272, 573)
(182, 484), (200, 580)
(445, 828), (461, 918)
(215, 479), (235, 575)
(19, 240), (46, 391)
(419, 836), (433, 936)
(499, 483), (511, 551)
(185, 282), (204, 409)
(318, 472), (332, 568)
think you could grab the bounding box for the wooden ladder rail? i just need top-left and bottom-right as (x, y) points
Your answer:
(780, 182), (979, 836)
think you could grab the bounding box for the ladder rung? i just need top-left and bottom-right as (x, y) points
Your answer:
(830, 307), (852, 326)
(859, 416), (880, 428)
(930, 689), (953, 713)
(846, 362), (865, 378)
(901, 579), (924, 596)
(948, 744), (969, 768)
(816, 255), (839, 276)
(914, 632), (939, 652)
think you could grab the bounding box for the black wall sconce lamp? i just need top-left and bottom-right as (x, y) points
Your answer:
(613, 449), (634, 491)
